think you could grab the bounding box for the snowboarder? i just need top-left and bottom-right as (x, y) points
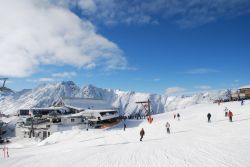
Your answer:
(140, 128), (145, 141)
(207, 113), (211, 122)
(228, 111), (233, 122)
(165, 122), (170, 134)
(177, 113), (180, 120)
(123, 123), (126, 131)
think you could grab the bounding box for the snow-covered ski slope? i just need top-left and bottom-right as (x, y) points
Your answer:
(1, 100), (250, 167)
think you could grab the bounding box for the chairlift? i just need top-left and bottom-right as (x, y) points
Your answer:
(136, 99), (153, 124)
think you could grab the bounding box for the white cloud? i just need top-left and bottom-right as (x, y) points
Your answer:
(195, 85), (212, 90)
(71, 0), (250, 27)
(165, 86), (186, 95)
(0, 0), (127, 77)
(185, 68), (221, 74)
(78, 0), (97, 14)
(83, 73), (94, 78)
(231, 79), (240, 88)
(52, 72), (77, 78)
(38, 78), (55, 82)
(153, 78), (161, 82)
(27, 78), (55, 83)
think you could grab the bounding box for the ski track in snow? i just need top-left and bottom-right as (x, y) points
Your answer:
(1, 101), (250, 167)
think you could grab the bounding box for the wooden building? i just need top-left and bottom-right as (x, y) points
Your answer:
(232, 86), (250, 100)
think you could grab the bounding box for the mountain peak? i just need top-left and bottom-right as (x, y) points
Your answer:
(0, 87), (14, 96)
(61, 81), (76, 86)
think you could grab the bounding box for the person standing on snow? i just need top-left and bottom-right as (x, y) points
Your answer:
(123, 123), (126, 131)
(140, 128), (145, 141)
(241, 100), (244, 106)
(224, 107), (228, 117)
(3, 145), (9, 158)
(207, 113), (211, 123)
(177, 113), (180, 120)
(228, 111), (233, 122)
(165, 122), (170, 134)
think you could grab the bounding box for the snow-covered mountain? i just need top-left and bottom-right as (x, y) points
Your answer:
(0, 87), (14, 96)
(0, 81), (227, 115)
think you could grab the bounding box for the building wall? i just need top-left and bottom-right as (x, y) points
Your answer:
(61, 117), (82, 126)
(240, 88), (250, 94)
(15, 121), (85, 140)
(245, 90), (250, 95)
(15, 126), (26, 138)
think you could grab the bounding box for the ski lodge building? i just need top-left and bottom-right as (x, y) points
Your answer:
(231, 86), (250, 100)
(55, 98), (119, 122)
(0, 120), (7, 138)
(16, 98), (120, 140)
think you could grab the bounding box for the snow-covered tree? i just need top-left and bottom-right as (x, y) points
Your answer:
(225, 89), (232, 100)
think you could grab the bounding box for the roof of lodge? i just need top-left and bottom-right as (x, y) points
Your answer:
(61, 98), (114, 110)
(239, 85), (250, 89)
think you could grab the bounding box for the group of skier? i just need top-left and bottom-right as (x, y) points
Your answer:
(207, 107), (234, 123)
(173, 113), (180, 120)
(224, 107), (233, 122)
(139, 121), (170, 142)
(138, 104), (240, 141)
(139, 113), (182, 141)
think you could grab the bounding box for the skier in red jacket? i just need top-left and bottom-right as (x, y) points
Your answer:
(228, 111), (233, 122)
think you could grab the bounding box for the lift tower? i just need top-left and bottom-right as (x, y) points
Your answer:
(0, 78), (8, 88)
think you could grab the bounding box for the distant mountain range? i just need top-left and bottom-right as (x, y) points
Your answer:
(0, 81), (227, 115)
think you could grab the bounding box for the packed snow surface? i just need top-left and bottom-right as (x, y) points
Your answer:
(1, 100), (250, 167)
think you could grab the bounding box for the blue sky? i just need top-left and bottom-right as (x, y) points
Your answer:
(1, 0), (250, 94)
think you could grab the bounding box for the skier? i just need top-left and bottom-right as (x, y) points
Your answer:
(123, 123), (126, 131)
(228, 111), (233, 122)
(177, 113), (180, 120)
(224, 107), (228, 117)
(86, 119), (89, 131)
(6, 147), (9, 158)
(207, 113), (211, 123)
(148, 116), (153, 124)
(165, 122), (170, 134)
(3, 145), (9, 158)
(174, 114), (176, 119)
(241, 100), (244, 106)
(140, 128), (145, 141)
